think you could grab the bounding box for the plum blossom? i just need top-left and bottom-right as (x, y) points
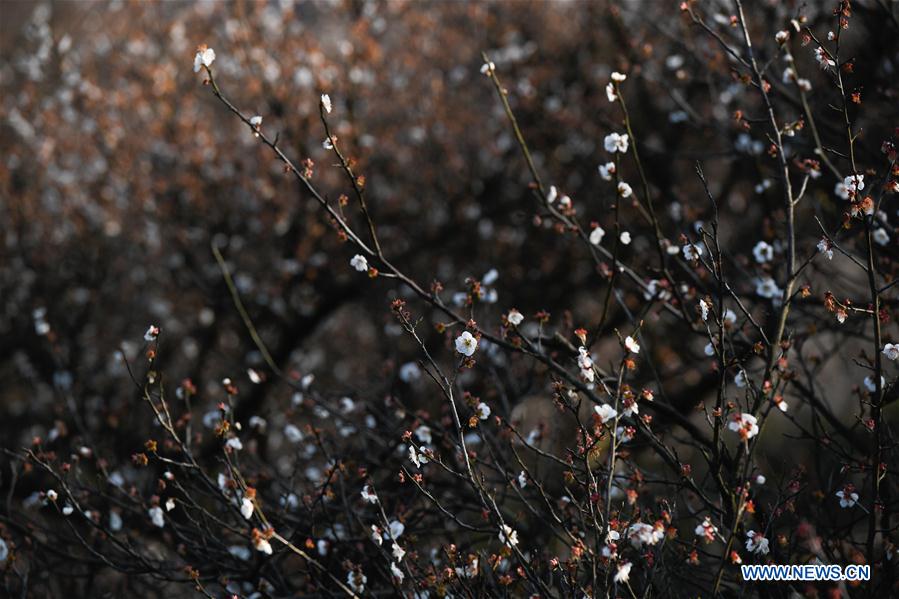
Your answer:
(414, 425), (432, 444)
(755, 277), (781, 300)
(475, 402), (491, 420)
(350, 254), (368, 272)
(391, 543), (405, 561)
(241, 497), (254, 520)
(547, 185), (558, 204)
(148, 506), (165, 528)
(611, 71), (627, 82)
(409, 445), (428, 468)
(321, 93), (332, 113)
(617, 182), (632, 198)
(604, 132), (629, 153)
(479, 60), (495, 76)
(752, 241), (773, 263)
(598, 162), (616, 181)
(842, 174), (865, 196)
(390, 561), (404, 582)
(455, 331), (478, 356)
(144, 325), (160, 341)
(699, 299), (709, 321)
(361, 484), (379, 504)
(518, 471), (527, 488)
(498, 524), (519, 547)
(817, 238), (833, 260)
(606, 82), (618, 102)
(193, 45), (215, 72)
(624, 335), (640, 354)
(628, 522), (664, 548)
(728, 412), (759, 440)
(694, 516), (718, 543)
(507, 309), (524, 326)
(734, 370), (747, 388)
(594, 403), (618, 424)
(619, 231), (632, 245)
(589, 226), (606, 246)
(873, 228), (889, 246)
(864, 375), (884, 393)
(883, 343), (899, 361)
(387, 520), (405, 540)
(814, 47), (835, 70)
(284, 424), (303, 443)
(614, 561), (632, 583)
(745, 531), (769, 555)
(837, 486), (858, 508)
(347, 571), (367, 594)
(682, 243), (703, 261)
(578, 346), (595, 383)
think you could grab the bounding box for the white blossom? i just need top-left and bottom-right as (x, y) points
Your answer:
(390, 561), (404, 582)
(873, 228), (889, 246)
(46, 489), (58, 502)
(109, 510), (123, 532)
(682, 243), (703, 261)
(388, 520), (405, 540)
(619, 231), (632, 245)
(479, 61), (495, 76)
(883, 343), (899, 361)
(617, 182), (632, 198)
(249, 115), (263, 127)
(755, 277), (781, 299)
(518, 471), (527, 488)
(241, 497), (254, 520)
(578, 346), (595, 383)
(507, 309), (524, 326)
(476, 402), (491, 420)
(694, 516), (718, 542)
(752, 241), (774, 263)
(498, 524), (519, 547)
(604, 132), (629, 154)
(814, 47), (835, 70)
(598, 162), (616, 181)
(414, 425), (432, 444)
(455, 331), (478, 357)
(193, 45), (216, 72)
(735, 370), (747, 388)
(605, 82), (618, 102)
(350, 254), (368, 272)
(836, 488), (858, 508)
(746, 531), (770, 554)
(284, 424), (304, 443)
(321, 93), (332, 114)
(817, 238), (833, 260)
(254, 536), (273, 555)
(624, 335), (640, 354)
(149, 506), (165, 528)
(595, 403), (618, 424)
(409, 445), (429, 468)
(614, 561), (632, 583)
(347, 571), (367, 594)
(547, 185), (558, 204)
(611, 71), (627, 82)
(728, 412), (759, 440)
(864, 375), (885, 393)
(628, 522), (664, 548)
(589, 226), (606, 246)
(391, 542), (406, 561)
(361, 484), (379, 504)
